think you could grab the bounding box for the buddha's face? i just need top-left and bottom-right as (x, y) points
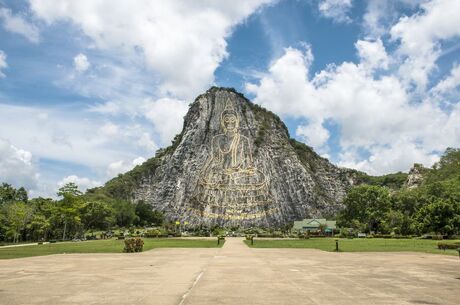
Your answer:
(223, 114), (238, 133)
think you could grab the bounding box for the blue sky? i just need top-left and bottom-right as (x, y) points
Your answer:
(0, 0), (460, 198)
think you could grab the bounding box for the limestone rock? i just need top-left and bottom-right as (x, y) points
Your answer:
(405, 163), (427, 189)
(103, 87), (360, 227)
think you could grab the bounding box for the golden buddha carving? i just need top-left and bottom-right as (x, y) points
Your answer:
(192, 99), (273, 220)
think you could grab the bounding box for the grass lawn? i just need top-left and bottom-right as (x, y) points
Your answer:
(0, 238), (223, 259)
(244, 238), (460, 256)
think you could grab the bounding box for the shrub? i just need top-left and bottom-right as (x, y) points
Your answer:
(272, 231), (284, 238)
(437, 242), (460, 250)
(124, 237), (144, 253)
(298, 232), (310, 239)
(245, 234), (254, 241)
(145, 229), (167, 238)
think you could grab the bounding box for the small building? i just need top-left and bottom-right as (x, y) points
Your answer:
(292, 218), (337, 235)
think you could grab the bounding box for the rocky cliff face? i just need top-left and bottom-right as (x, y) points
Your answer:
(103, 87), (359, 227)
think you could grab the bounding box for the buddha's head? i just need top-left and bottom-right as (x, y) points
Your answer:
(221, 99), (239, 133)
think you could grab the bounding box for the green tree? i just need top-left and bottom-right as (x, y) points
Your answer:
(134, 201), (164, 226)
(57, 182), (82, 197)
(338, 185), (391, 233)
(112, 200), (137, 227)
(0, 183), (28, 205)
(415, 198), (460, 235)
(2, 201), (33, 243)
(80, 201), (114, 233)
(27, 214), (51, 241)
(56, 183), (84, 240)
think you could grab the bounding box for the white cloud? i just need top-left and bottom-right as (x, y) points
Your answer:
(29, 0), (272, 99)
(338, 140), (439, 175)
(143, 97), (189, 145)
(0, 103), (154, 169)
(0, 7), (40, 43)
(91, 96), (187, 147)
(73, 53), (90, 72)
(318, 0), (353, 23)
(98, 122), (119, 137)
(136, 132), (157, 152)
(0, 138), (38, 189)
(355, 38), (389, 71)
(246, 42), (460, 174)
(0, 50), (6, 78)
(57, 175), (101, 192)
(432, 63), (460, 95)
(296, 121), (330, 150)
(106, 157), (146, 177)
(132, 156), (146, 166)
(362, 0), (427, 39)
(390, 0), (460, 90)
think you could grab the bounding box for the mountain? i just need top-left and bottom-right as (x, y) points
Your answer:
(98, 87), (360, 227)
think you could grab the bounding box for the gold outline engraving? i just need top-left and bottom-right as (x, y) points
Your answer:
(191, 99), (274, 221)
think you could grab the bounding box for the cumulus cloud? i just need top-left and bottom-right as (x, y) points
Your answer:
(246, 42), (460, 174)
(362, 0), (427, 39)
(0, 50), (6, 78)
(0, 103), (154, 168)
(296, 122), (330, 150)
(245, 0), (460, 175)
(106, 157), (146, 177)
(73, 53), (90, 72)
(0, 7), (40, 43)
(431, 64), (460, 96)
(29, 0), (272, 99)
(0, 138), (38, 189)
(57, 175), (101, 192)
(355, 38), (389, 71)
(390, 0), (460, 90)
(143, 98), (189, 145)
(318, 0), (353, 23)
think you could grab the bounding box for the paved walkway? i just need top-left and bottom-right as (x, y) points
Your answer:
(0, 238), (459, 305)
(0, 242), (49, 248)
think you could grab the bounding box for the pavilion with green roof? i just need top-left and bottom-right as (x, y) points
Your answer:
(292, 218), (337, 235)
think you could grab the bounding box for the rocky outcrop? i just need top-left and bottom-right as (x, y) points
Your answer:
(103, 87), (359, 227)
(405, 163), (427, 189)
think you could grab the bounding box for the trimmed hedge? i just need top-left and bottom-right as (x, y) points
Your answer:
(437, 242), (460, 250)
(124, 237), (144, 252)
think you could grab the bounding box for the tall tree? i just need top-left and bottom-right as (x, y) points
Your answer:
(415, 198), (460, 235)
(338, 185), (391, 233)
(81, 201), (114, 232)
(56, 183), (84, 240)
(2, 201), (33, 243)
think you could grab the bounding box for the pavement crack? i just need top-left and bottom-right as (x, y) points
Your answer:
(178, 270), (204, 305)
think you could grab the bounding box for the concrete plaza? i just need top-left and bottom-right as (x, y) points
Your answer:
(0, 238), (458, 305)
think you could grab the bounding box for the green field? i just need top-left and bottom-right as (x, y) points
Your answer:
(0, 238), (223, 259)
(244, 238), (460, 256)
